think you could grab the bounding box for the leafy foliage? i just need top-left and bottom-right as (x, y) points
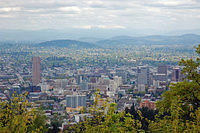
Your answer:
(0, 92), (47, 133)
(66, 91), (144, 132)
(149, 45), (200, 132)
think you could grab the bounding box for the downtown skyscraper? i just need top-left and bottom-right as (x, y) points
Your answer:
(32, 57), (41, 86)
(137, 66), (150, 86)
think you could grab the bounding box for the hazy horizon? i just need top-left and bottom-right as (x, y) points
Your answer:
(0, 28), (200, 42)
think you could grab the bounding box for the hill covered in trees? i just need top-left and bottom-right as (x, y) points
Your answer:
(34, 34), (200, 49)
(35, 39), (97, 49)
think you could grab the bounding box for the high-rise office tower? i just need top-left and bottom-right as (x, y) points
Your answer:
(32, 57), (41, 86)
(172, 67), (182, 82)
(158, 65), (167, 75)
(116, 69), (127, 84)
(156, 65), (168, 82)
(137, 66), (150, 86)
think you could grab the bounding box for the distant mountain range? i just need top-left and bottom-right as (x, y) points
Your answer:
(95, 34), (200, 47)
(1, 29), (200, 42)
(35, 34), (200, 49)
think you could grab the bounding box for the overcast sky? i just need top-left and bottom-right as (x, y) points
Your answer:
(0, 0), (200, 32)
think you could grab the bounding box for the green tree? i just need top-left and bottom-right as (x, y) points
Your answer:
(48, 113), (62, 133)
(149, 45), (200, 132)
(67, 90), (143, 132)
(0, 92), (47, 132)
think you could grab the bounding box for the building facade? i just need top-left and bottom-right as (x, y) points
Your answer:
(172, 67), (182, 82)
(137, 66), (150, 86)
(157, 65), (168, 75)
(32, 57), (41, 86)
(66, 95), (86, 108)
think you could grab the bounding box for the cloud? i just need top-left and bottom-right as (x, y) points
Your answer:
(0, 7), (21, 12)
(74, 25), (126, 29)
(0, 0), (199, 32)
(156, 0), (191, 6)
(58, 6), (81, 14)
(0, 14), (13, 18)
(142, 0), (200, 9)
(85, 1), (104, 8)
